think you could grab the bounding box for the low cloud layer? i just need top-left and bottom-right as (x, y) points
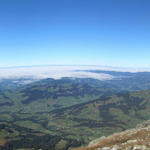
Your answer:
(0, 65), (150, 80)
(0, 66), (114, 80)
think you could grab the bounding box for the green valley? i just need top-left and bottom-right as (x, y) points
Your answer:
(1, 73), (150, 149)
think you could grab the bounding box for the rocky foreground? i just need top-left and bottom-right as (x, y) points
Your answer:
(74, 120), (150, 150)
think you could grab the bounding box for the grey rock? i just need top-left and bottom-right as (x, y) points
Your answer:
(88, 136), (106, 146)
(102, 147), (111, 150)
(112, 145), (120, 150)
(133, 145), (147, 150)
(126, 140), (137, 144)
(125, 146), (132, 150)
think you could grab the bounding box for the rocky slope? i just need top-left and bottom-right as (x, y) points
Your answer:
(75, 120), (150, 150)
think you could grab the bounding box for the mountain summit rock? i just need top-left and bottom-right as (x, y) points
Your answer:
(75, 120), (150, 150)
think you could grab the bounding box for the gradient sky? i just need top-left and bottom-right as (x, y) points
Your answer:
(0, 0), (150, 68)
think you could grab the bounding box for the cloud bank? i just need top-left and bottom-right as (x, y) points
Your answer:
(0, 66), (114, 80)
(0, 65), (150, 80)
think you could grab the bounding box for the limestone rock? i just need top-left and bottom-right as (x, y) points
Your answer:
(133, 145), (147, 150)
(88, 136), (106, 146)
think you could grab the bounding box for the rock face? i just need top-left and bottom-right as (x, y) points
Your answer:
(74, 120), (150, 150)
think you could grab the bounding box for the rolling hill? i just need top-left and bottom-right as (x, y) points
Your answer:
(2, 71), (150, 114)
(1, 71), (150, 149)
(1, 89), (150, 149)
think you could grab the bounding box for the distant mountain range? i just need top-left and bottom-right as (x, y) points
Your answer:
(1, 69), (150, 149)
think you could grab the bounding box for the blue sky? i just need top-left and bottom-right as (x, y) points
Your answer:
(0, 0), (150, 68)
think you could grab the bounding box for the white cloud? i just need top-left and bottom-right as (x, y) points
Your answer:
(0, 66), (114, 80)
(0, 65), (149, 80)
